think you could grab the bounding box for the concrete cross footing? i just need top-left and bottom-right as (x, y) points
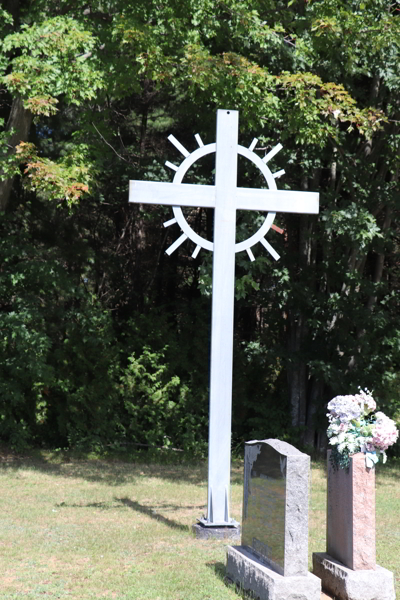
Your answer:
(192, 523), (241, 541)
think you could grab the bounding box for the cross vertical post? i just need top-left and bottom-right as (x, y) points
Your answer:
(204, 110), (239, 526)
(128, 108), (319, 534)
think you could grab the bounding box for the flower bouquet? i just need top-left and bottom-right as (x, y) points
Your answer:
(326, 389), (399, 470)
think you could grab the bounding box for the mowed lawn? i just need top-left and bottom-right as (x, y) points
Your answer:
(0, 450), (399, 599)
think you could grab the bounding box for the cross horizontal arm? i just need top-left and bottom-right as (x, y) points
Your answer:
(129, 181), (216, 209)
(236, 188), (319, 214)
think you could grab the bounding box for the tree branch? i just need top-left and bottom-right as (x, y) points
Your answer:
(91, 122), (129, 163)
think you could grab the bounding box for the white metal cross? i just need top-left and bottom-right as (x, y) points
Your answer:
(129, 109), (319, 528)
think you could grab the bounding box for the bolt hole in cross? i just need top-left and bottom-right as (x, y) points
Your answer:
(129, 109), (319, 527)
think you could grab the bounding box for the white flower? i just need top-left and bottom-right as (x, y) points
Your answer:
(354, 389), (376, 415)
(375, 411), (386, 421)
(327, 395), (362, 423)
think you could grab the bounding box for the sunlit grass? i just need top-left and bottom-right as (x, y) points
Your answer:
(0, 450), (398, 599)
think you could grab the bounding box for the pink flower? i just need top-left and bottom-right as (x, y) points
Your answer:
(371, 413), (399, 451)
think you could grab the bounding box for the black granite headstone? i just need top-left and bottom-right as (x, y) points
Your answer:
(241, 438), (309, 577)
(242, 441), (286, 574)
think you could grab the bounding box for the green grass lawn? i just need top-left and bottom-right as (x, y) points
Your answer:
(0, 449), (398, 599)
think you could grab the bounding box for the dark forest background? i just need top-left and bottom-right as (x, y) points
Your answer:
(1, 0), (399, 455)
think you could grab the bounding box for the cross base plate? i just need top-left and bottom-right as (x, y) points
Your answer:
(198, 518), (240, 528)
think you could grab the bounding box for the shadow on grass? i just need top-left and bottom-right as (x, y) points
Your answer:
(0, 450), (210, 487)
(53, 496), (205, 531)
(55, 500), (126, 510)
(206, 561), (250, 598)
(115, 496), (200, 532)
(0, 452), (136, 485)
(206, 560), (227, 581)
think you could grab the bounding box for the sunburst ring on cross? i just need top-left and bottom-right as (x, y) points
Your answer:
(163, 134), (285, 262)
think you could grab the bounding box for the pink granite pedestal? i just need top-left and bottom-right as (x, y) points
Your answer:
(312, 452), (396, 600)
(327, 451), (376, 570)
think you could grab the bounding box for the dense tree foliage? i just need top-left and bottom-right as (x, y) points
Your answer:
(1, 0), (399, 453)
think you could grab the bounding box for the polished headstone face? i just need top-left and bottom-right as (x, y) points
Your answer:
(241, 439), (309, 577)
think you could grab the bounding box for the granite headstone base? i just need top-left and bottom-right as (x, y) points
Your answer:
(313, 552), (396, 600)
(192, 522), (241, 541)
(226, 546), (321, 600)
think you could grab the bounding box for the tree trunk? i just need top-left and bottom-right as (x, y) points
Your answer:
(286, 173), (317, 433)
(366, 200), (394, 312)
(287, 311), (308, 428)
(0, 95), (32, 211)
(304, 377), (325, 447)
